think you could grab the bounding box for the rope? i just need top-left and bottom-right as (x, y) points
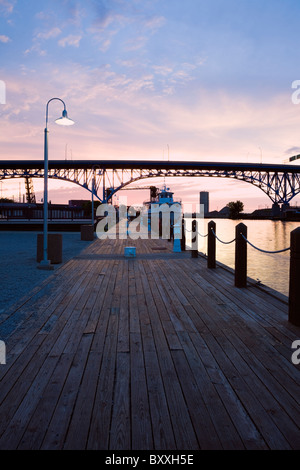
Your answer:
(240, 233), (290, 254)
(183, 224), (290, 254)
(211, 229), (236, 245)
(184, 228), (208, 237)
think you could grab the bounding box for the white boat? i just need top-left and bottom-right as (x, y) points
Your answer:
(142, 185), (182, 236)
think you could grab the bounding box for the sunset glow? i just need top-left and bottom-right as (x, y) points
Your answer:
(1, 0), (300, 211)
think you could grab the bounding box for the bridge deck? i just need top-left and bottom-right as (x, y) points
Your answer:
(0, 235), (299, 450)
(1, 159), (299, 205)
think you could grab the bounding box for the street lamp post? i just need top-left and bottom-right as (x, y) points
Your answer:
(39, 98), (74, 269)
(92, 175), (96, 227)
(91, 164), (101, 227)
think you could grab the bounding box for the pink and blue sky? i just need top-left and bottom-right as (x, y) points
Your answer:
(1, 0), (300, 210)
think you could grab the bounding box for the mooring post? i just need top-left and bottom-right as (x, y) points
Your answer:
(168, 223), (173, 242)
(289, 227), (300, 326)
(207, 221), (216, 269)
(235, 223), (247, 288)
(181, 216), (186, 251)
(173, 222), (181, 253)
(191, 216), (198, 258)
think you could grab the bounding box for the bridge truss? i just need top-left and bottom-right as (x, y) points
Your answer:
(0, 160), (300, 206)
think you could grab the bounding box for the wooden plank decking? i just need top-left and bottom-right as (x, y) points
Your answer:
(0, 234), (300, 450)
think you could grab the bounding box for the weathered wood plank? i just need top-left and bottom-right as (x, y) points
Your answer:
(86, 313), (119, 450)
(40, 332), (94, 450)
(171, 349), (223, 449)
(137, 261), (177, 450)
(109, 351), (131, 450)
(130, 332), (153, 450)
(0, 261), (98, 446)
(0, 235), (299, 451)
(176, 330), (248, 450)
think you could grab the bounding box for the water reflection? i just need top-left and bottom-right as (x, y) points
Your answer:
(197, 219), (300, 296)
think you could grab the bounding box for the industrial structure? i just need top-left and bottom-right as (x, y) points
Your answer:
(200, 191), (209, 216)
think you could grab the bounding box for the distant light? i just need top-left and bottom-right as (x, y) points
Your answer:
(55, 109), (75, 126)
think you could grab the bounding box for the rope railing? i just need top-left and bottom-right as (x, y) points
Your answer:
(240, 233), (290, 254)
(211, 228), (236, 245)
(183, 218), (300, 326)
(185, 223), (289, 251)
(184, 227), (208, 237)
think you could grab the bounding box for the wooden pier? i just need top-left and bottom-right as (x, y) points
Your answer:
(0, 235), (299, 450)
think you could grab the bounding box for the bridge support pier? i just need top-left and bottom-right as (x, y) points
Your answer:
(281, 203), (290, 213)
(271, 203), (280, 218)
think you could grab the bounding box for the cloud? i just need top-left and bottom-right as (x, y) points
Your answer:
(0, 0), (14, 15)
(87, 11), (131, 52)
(284, 147), (300, 155)
(24, 26), (62, 57)
(58, 34), (82, 47)
(1, 53), (298, 169)
(124, 35), (148, 52)
(0, 34), (11, 43)
(2, 58), (300, 212)
(37, 27), (61, 40)
(24, 43), (47, 57)
(152, 65), (173, 76)
(143, 15), (166, 32)
(86, 2), (166, 54)
(85, 0), (112, 26)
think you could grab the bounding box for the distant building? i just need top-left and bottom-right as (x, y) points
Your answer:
(200, 191), (209, 216)
(0, 202), (86, 220)
(69, 200), (90, 207)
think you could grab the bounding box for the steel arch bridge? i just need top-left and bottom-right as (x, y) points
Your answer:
(0, 159), (300, 207)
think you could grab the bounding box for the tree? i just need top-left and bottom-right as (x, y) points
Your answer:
(150, 186), (158, 200)
(0, 197), (14, 203)
(226, 200), (244, 219)
(81, 200), (101, 216)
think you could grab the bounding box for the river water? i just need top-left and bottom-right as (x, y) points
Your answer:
(194, 219), (299, 297)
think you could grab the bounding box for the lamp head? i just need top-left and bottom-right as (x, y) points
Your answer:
(55, 109), (75, 126)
